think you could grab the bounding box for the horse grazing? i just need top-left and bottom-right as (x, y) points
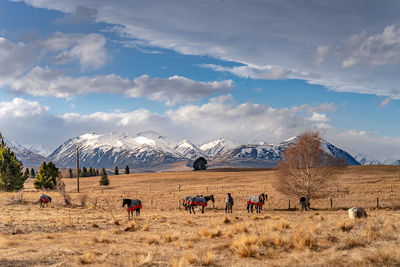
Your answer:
(247, 193), (267, 213)
(300, 197), (310, 212)
(188, 195), (214, 214)
(225, 193), (234, 213)
(38, 194), (51, 208)
(122, 198), (142, 219)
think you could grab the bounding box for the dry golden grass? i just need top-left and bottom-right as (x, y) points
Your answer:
(0, 165), (399, 266)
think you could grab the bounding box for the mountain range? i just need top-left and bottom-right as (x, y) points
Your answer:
(4, 131), (373, 170)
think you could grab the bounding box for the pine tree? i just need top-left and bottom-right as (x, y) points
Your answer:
(99, 168), (109, 185)
(0, 133), (26, 191)
(34, 162), (59, 189)
(96, 169), (99, 176)
(30, 168), (35, 178)
(125, 165), (129, 174)
(114, 166), (119, 175)
(24, 168), (30, 179)
(68, 168), (73, 178)
(88, 167), (93, 177)
(82, 167), (88, 177)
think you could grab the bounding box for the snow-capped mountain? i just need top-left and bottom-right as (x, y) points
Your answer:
(47, 132), (187, 169)
(174, 140), (207, 159)
(354, 154), (383, 165)
(218, 136), (360, 166)
(4, 139), (46, 167)
(200, 138), (238, 158)
(382, 158), (400, 165)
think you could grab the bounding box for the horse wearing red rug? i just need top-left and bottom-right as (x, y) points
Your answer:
(38, 194), (52, 208)
(188, 195), (214, 214)
(247, 193), (267, 213)
(122, 198), (142, 219)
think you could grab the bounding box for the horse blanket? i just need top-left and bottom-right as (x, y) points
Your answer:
(126, 199), (142, 212)
(247, 196), (263, 207)
(39, 194), (50, 203)
(189, 196), (207, 207)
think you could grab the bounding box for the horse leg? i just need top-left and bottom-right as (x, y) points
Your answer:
(247, 204), (250, 213)
(251, 204), (254, 213)
(202, 206), (205, 214)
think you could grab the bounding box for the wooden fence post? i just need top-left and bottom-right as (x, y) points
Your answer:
(178, 199), (181, 210)
(376, 197), (379, 208)
(150, 198), (153, 209)
(330, 198), (333, 209)
(288, 199), (291, 209)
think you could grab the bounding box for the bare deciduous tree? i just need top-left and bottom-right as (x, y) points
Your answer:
(274, 132), (344, 200)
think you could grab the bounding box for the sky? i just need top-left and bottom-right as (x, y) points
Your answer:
(0, 0), (399, 161)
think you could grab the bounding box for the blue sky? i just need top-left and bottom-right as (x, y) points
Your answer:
(0, 0), (399, 161)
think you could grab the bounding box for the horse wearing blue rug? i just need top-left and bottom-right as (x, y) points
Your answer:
(188, 195), (214, 214)
(38, 194), (51, 208)
(247, 193), (267, 213)
(122, 198), (142, 219)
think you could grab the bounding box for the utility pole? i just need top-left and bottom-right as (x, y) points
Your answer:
(76, 146), (80, 193)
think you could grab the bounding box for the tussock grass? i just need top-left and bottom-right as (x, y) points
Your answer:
(222, 216), (231, 224)
(230, 235), (259, 258)
(1, 166), (400, 266)
(291, 229), (316, 250)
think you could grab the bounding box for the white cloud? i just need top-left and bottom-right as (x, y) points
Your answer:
(341, 24), (400, 68)
(2, 97), (399, 161)
(309, 112), (329, 122)
(44, 32), (108, 69)
(200, 64), (315, 80)
(0, 98), (48, 118)
(10, 67), (233, 104)
(15, 0), (400, 99)
(126, 75), (233, 106)
(312, 45), (330, 66)
(0, 37), (37, 85)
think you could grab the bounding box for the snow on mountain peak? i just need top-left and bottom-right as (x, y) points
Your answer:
(134, 136), (156, 146)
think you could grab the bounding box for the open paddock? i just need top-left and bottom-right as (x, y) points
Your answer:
(0, 165), (400, 266)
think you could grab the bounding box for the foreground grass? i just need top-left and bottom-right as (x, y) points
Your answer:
(0, 166), (399, 266)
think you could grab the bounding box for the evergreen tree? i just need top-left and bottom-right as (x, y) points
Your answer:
(0, 133), (26, 191)
(125, 165), (129, 174)
(24, 168), (30, 179)
(88, 167), (93, 177)
(34, 161), (59, 189)
(96, 169), (99, 176)
(68, 168), (73, 178)
(114, 166), (119, 175)
(99, 168), (109, 185)
(82, 167), (88, 177)
(30, 168), (35, 178)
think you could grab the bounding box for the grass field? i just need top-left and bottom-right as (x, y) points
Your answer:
(1, 165), (400, 266)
